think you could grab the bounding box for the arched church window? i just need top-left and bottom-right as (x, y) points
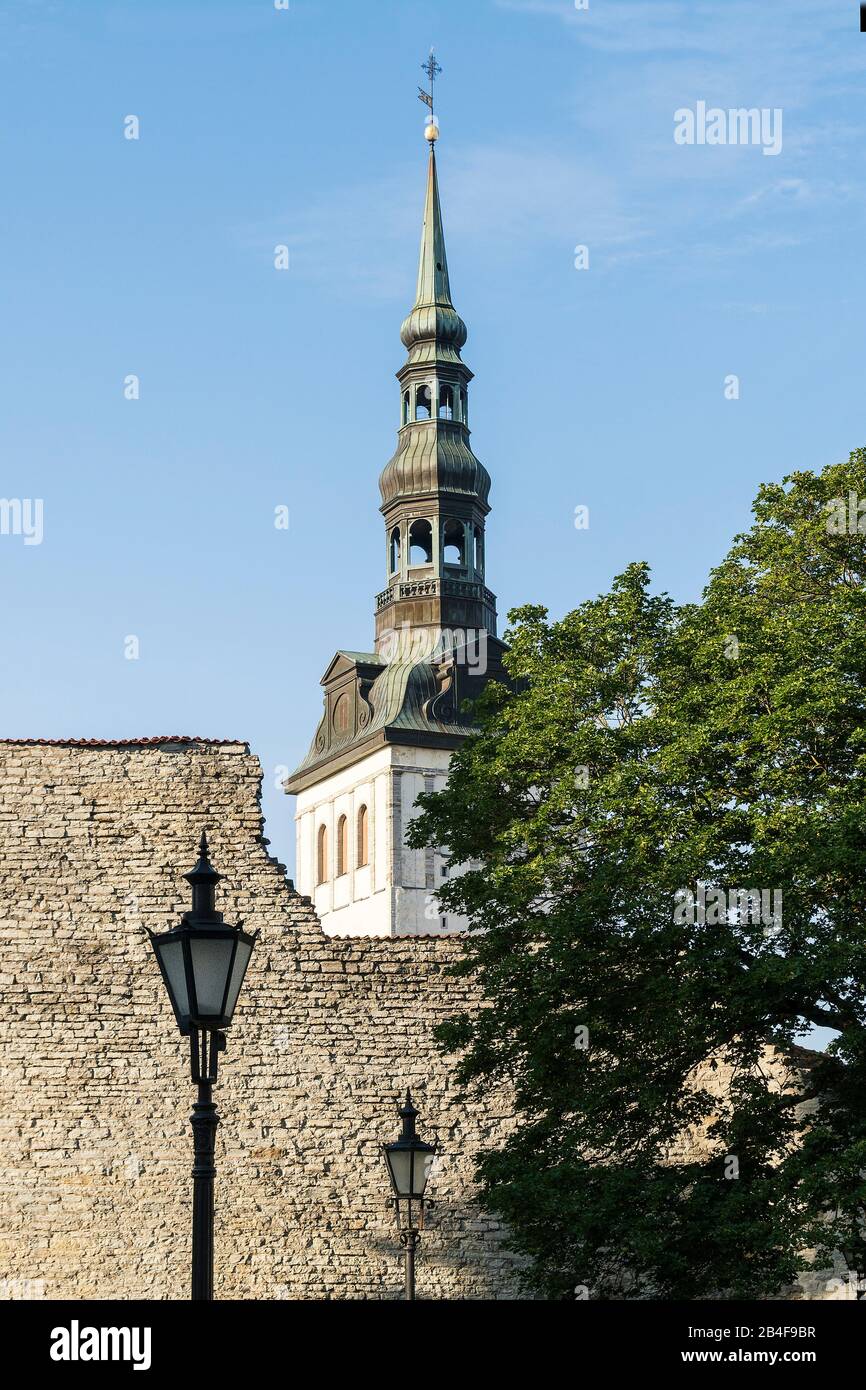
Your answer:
(414, 384), (432, 420)
(460, 389), (468, 424)
(333, 693), (350, 735)
(336, 814), (348, 877)
(474, 525), (484, 574)
(316, 824), (328, 885)
(443, 518), (465, 567)
(408, 518), (433, 566)
(438, 384), (454, 420)
(389, 526), (401, 575)
(402, 391), (410, 426)
(357, 804), (369, 867)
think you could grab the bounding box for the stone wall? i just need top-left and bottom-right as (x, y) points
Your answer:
(0, 739), (521, 1300)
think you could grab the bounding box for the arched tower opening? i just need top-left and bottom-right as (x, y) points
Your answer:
(408, 518), (433, 567)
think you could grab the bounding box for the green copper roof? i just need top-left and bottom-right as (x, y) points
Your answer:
(335, 650), (382, 666)
(287, 651), (469, 786)
(379, 418), (490, 506)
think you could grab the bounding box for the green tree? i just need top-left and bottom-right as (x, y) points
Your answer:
(408, 449), (866, 1299)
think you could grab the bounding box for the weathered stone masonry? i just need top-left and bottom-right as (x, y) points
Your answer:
(0, 739), (521, 1300)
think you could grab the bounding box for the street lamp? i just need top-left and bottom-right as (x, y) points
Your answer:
(383, 1090), (437, 1300)
(839, 1233), (866, 1300)
(148, 832), (257, 1301)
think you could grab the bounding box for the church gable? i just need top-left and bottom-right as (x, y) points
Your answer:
(301, 652), (381, 769)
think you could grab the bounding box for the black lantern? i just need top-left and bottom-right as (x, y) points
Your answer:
(148, 833), (256, 1035)
(147, 832), (257, 1301)
(383, 1090), (437, 1300)
(384, 1089), (436, 1206)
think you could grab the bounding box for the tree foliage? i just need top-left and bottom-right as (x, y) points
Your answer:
(408, 449), (866, 1299)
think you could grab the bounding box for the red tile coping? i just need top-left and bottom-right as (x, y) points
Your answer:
(0, 736), (247, 747)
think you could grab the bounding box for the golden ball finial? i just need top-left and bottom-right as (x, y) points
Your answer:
(425, 120), (439, 144)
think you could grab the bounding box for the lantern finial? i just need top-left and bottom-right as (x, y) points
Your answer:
(184, 832), (223, 921)
(399, 1089), (419, 1139)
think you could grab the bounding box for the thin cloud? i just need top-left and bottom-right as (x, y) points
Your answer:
(239, 0), (866, 300)
(739, 179), (812, 208)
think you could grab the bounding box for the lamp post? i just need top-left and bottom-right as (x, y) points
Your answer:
(383, 1090), (437, 1300)
(147, 832), (257, 1302)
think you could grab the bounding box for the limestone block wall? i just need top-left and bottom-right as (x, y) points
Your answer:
(0, 739), (521, 1300)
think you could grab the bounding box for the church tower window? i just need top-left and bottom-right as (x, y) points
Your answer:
(336, 814), (348, 877)
(414, 384), (432, 420)
(474, 525), (483, 574)
(333, 693), (350, 735)
(389, 526), (401, 575)
(316, 824), (328, 885)
(408, 518), (433, 566)
(438, 384), (454, 419)
(443, 518), (465, 567)
(357, 804), (369, 867)
(402, 391), (410, 425)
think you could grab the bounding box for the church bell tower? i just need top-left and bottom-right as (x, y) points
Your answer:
(285, 69), (507, 936)
(376, 135), (497, 656)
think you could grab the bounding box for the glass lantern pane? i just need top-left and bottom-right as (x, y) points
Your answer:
(223, 938), (253, 1024)
(387, 1149), (415, 1198)
(188, 936), (236, 1018)
(156, 938), (190, 1020)
(417, 1150), (434, 1195)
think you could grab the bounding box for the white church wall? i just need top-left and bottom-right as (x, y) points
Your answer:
(293, 743), (466, 937)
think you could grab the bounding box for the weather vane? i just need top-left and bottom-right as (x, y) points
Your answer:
(418, 47), (442, 143)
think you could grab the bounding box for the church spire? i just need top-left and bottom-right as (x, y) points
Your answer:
(400, 50), (467, 364)
(414, 145), (452, 311)
(399, 146), (467, 364)
(414, 50), (449, 308)
(375, 70), (496, 656)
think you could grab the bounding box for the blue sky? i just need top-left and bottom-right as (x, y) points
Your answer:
(2, 0), (864, 874)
